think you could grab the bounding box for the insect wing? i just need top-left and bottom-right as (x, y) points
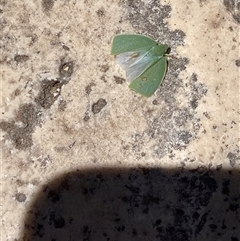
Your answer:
(129, 57), (167, 97)
(111, 34), (157, 55)
(116, 49), (158, 81)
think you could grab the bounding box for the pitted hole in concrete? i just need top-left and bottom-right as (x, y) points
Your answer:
(91, 98), (107, 114)
(15, 193), (27, 203)
(59, 61), (74, 81)
(35, 61), (74, 109)
(35, 80), (63, 109)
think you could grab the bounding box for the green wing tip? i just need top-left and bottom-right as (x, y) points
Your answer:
(129, 85), (154, 98)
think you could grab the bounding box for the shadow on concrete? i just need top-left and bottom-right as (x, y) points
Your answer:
(21, 167), (240, 241)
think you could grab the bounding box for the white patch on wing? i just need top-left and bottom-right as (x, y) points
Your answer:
(116, 48), (158, 81)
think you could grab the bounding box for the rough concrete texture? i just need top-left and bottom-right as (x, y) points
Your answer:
(0, 0), (239, 240)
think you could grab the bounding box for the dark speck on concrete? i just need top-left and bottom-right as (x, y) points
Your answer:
(235, 59), (240, 67)
(62, 44), (70, 51)
(192, 212), (200, 221)
(208, 223), (217, 232)
(222, 179), (230, 195)
(82, 225), (91, 240)
(85, 82), (96, 95)
(47, 190), (61, 203)
(124, 185), (140, 194)
(91, 98), (107, 114)
(190, 98), (198, 109)
(178, 131), (193, 144)
(49, 212), (65, 229)
(14, 54), (29, 63)
(98, 64), (109, 73)
(227, 152), (239, 167)
(83, 113), (90, 122)
(58, 99), (67, 111)
(42, 0), (54, 13)
(116, 225), (125, 232)
(114, 75), (125, 84)
(96, 8), (106, 18)
(34, 224), (44, 238)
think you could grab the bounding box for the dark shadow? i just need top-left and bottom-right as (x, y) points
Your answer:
(21, 167), (240, 241)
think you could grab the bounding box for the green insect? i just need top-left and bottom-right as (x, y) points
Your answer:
(111, 34), (169, 97)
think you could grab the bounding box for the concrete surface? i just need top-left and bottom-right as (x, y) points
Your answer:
(0, 0), (239, 240)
